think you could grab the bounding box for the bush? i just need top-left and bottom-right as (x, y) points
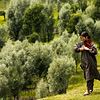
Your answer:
(36, 79), (48, 99)
(0, 64), (9, 99)
(0, 26), (7, 50)
(26, 32), (39, 43)
(93, 21), (100, 47)
(6, 0), (30, 41)
(57, 3), (72, 35)
(20, 4), (46, 42)
(47, 56), (75, 94)
(31, 42), (53, 78)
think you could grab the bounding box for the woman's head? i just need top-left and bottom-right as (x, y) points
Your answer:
(81, 31), (91, 41)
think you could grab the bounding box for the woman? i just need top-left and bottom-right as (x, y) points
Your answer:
(74, 31), (100, 96)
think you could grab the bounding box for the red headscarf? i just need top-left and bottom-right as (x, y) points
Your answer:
(84, 39), (93, 49)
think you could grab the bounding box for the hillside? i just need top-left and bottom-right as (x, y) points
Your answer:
(40, 49), (100, 100)
(40, 69), (100, 100)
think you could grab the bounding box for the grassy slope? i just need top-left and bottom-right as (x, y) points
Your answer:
(0, 16), (6, 26)
(40, 49), (100, 100)
(0, 0), (10, 26)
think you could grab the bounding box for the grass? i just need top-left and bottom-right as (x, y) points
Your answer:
(21, 90), (36, 98)
(0, 16), (6, 26)
(39, 48), (100, 100)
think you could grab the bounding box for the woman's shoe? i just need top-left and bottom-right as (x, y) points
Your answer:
(89, 90), (93, 93)
(83, 92), (90, 96)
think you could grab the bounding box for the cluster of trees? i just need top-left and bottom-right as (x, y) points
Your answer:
(0, 0), (100, 99)
(0, 31), (80, 99)
(6, 0), (55, 42)
(2, 0), (100, 46)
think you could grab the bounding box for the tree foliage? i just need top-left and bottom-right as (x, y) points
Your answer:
(93, 21), (100, 47)
(66, 13), (82, 33)
(21, 3), (55, 42)
(0, 26), (6, 50)
(75, 19), (86, 35)
(92, 0), (100, 20)
(47, 56), (75, 94)
(2, 0), (100, 99)
(85, 5), (96, 20)
(20, 4), (46, 42)
(57, 3), (72, 35)
(0, 64), (9, 99)
(84, 17), (94, 38)
(6, 0), (30, 41)
(36, 79), (48, 99)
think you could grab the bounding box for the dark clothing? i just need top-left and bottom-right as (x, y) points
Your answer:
(87, 79), (94, 91)
(74, 41), (100, 81)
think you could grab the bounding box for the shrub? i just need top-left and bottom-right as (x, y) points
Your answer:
(0, 64), (9, 99)
(57, 3), (72, 35)
(36, 79), (48, 99)
(0, 26), (7, 50)
(6, 0), (30, 41)
(47, 56), (75, 94)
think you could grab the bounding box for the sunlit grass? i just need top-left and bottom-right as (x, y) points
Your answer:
(0, 16), (4, 21)
(21, 90), (36, 98)
(40, 71), (100, 100)
(0, 16), (6, 26)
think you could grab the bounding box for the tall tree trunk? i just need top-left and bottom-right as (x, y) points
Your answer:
(75, 59), (77, 73)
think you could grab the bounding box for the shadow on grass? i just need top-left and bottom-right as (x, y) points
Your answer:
(91, 92), (100, 95)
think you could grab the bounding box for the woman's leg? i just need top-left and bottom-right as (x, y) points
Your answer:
(84, 79), (94, 96)
(87, 79), (94, 92)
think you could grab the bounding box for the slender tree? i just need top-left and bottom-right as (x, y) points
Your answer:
(93, 21), (100, 47)
(57, 3), (72, 35)
(6, 0), (30, 41)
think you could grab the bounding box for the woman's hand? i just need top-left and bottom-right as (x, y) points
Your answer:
(80, 45), (89, 51)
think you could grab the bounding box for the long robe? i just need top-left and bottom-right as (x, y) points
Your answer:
(74, 41), (100, 81)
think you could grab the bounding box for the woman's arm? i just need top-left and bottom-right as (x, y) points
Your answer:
(74, 42), (83, 53)
(88, 42), (97, 55)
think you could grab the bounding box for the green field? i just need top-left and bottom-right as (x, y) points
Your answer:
(0, 16), (6, 26)
(0, 0), (8, 26)
(40, 49), (100, 100)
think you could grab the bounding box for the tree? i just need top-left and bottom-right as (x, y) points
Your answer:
(8, 64), (25, 100)
(67, 33), (81, 72)
(47, 56), (75, 94)
(50, 35), (67, 56)
(57, 3), (72, 35)
(85, 5), (96, 20)
(6, 0), (30, 41)
(75, 19), (86, 35)
(0, 64), (9, 100)
(75, 0), (87, 11)
(93, 21), (100, 47)
(84, 17), (94, 38)
(26, 32), (39, 43)
(0, 26), (7, 50)
(43, 4), (55, 42)
(93, 0), (100, 20)
(20, 4), (46, 42)
(66, 13), (82, 33)
(0, 40), (25, 99)
(36, 79), (48, 99)
(30, 0), (46, 5)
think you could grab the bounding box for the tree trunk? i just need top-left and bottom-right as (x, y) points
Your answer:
(75, 60), (77, 73)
